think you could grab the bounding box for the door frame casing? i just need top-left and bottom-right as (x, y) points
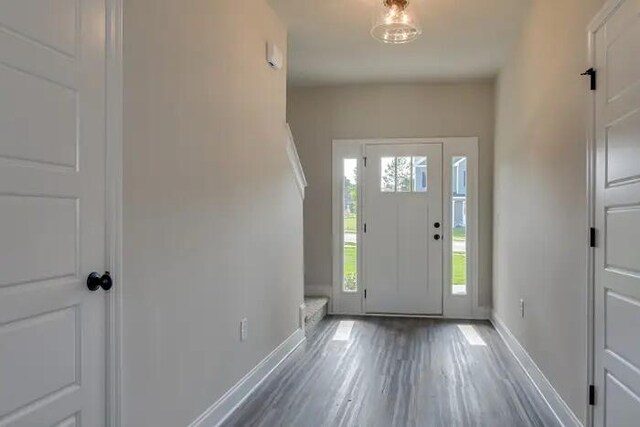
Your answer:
(586, 2), (627, 426)
(331, 137), (481, 319)
(442, 137), (480, 319)
(105, 0), (124, 425)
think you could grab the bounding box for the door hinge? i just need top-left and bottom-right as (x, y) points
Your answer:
(363, 156), (367, 167)
(364, 289), (367, 299)
(589, 227), (596, 248)
(589, 385), (596, 406)
(582, 68), (597, 91)
(364, 223), (367, 233)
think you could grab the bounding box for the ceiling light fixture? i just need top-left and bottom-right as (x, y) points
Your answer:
(371, 0), (422, 44)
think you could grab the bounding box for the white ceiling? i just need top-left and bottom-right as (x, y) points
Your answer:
(268, 0), (530, 86)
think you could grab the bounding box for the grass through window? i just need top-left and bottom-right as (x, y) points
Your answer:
(452, 252), (466, 285)
(343, 243), (357, 292)
(344, 214), (357, 233)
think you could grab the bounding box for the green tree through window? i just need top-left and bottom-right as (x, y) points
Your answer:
(381, 157), (414, 192)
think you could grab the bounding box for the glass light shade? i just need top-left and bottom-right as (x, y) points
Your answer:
(371, 3), (421, 44)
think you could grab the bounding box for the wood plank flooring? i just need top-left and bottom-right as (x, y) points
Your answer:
(221, 317), (560, 427)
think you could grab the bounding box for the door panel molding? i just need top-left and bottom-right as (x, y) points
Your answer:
(588, 1), (640, 425)
(363, 142), (443, 315)
(0, 0), (118, 424)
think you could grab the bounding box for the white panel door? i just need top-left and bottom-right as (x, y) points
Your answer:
(0, 0), (108, 426)
(363, 143), (442, 314)
(594, 1), (640, 425)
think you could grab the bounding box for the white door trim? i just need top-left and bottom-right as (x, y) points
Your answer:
(331, 137), (481, 319)
(331, 140), (365, 315)
(585, 2), (625, 426)
(442, 138), (480, 319)
(106, 0), (124, 425)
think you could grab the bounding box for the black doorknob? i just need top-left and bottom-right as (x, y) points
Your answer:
(87, 271), (113, 291)
(434, 234), (441, 241)
(434, 222), (441, 228)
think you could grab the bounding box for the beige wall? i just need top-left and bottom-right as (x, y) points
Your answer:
(122, 1), (303, 426)
(493, 0), (604, 421)
(288, 83), (495, 306)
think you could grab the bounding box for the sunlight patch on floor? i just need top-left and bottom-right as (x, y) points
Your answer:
(457, 324), (487, 346)
(332, 320), (355, 341)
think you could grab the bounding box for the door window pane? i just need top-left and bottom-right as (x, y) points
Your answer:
(380, 157), (396, 192)
(396, 157), (412, 192)
(413, 156), (427, 192)
(380, 156), (428, 193)
(343, 159), (358, 292)
(452, 156), (467, 295)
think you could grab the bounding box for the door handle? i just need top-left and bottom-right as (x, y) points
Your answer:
(87, 271), (113, 291)
(434, 222), (441, 228)
(434, 234), (441, 241)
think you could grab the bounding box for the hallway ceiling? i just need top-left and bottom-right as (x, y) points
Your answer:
(268, 0), (530, 86)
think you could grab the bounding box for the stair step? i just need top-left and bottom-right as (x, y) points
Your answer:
(304, 297), (329, 335)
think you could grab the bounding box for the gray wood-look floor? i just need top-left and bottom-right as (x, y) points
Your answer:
(222, 317), (560, 427)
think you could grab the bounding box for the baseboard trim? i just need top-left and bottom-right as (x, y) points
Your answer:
(329, 312), (490, 320)
(189, 328), (306, 427)
(490, 312), (582, 427)
(472, 306), (491, 320)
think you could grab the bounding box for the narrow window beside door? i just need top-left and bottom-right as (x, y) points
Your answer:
(343, 159), (358, 292)
(452, 156), (467, 295)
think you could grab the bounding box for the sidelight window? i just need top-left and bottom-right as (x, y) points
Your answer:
(451, 156), (467, 295)
(343, 159), (358, 292)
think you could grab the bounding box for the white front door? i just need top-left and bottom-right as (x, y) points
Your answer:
(0, 1), (108, 425)
(593, 0), (640, 425)
(363, 143), (442, 314)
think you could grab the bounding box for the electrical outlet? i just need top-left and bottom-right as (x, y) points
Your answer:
(519, 299), (525, 318)
(240, 318), (248, 341)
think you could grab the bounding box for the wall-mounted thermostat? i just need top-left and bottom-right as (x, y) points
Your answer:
(266, 42), (283, 70)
